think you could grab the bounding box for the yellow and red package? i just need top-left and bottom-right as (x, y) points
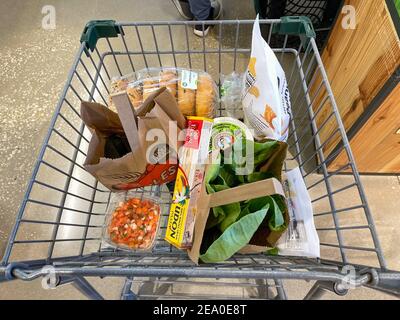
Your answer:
(166, 117), (213, 249)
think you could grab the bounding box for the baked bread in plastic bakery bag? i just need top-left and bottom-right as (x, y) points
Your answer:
(196, 73), (216, 118)
(242, 16), (291, 141)
(108, 73), (142, 111)
(118, 67), (217, 118)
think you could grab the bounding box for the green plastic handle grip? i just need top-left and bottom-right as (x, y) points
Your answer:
(273, 16), (316, 38)
(80, 20), (121, 52)
(273, 16), (316, 47)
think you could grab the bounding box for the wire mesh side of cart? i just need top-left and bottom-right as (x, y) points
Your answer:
(255, 0), (343, 49)
(0, 19), (393, 298)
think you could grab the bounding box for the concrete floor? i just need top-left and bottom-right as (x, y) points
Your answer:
(0, 0), (399, 300)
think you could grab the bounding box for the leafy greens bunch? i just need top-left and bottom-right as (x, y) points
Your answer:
(200, 139), (288, 263)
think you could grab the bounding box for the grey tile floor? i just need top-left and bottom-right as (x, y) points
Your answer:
(0, 0), (399, 300)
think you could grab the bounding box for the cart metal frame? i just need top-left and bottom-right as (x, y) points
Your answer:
(1, 18), (399, 300)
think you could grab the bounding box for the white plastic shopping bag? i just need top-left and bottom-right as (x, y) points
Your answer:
(277, 167), (320, 258)
(242, 16), (291, 141)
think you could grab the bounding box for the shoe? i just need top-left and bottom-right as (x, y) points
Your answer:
(193, 1), (222, 37)
(172, 0), (194, 20)
(194, 23), (211, 37)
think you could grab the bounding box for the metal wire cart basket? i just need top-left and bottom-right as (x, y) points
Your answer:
(1, 18), (399, 300)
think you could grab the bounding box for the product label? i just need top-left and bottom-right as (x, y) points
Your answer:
(165, 117), (213, 249)
(185, 118), (204, 149)
(109, 163), (177, 191)
(166, 166), (189, 247)
(243, 57), (260, 99)
(211, 123), (245, 151)
(181, 70), (198, 90)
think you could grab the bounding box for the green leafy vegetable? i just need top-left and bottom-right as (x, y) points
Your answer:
(237, 174), (246, 184)
(200, 227), (221, 255)
(238, 196), (270, 220)
(208, 184), (241, 232)
(237, 206), (251, 220)
(219, 202), (241, 232)
(233, 146), (247, 169)
(265, 247), (279, 256)
(205, 152), (221, 185)
(206, 183), (215, 194)
(212, 184), (229, 192)
(205, 184), (226, 229)
(246, 172), (274, 183)
(202, 134), (288, 261)
(246, 196), (271, 212)
(253, 141), (280, 168)
(223, 138), (249, 174)
(206, 206), (226, 229)
(200, 208), (268, 263)
(219, 165), (239, 187)
(254, 140), (279, 154)
(214, 175), (227, 186)
(267, 197), (286, 232)
(243, 195), (286, 232)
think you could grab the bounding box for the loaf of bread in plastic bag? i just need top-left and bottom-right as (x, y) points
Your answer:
(109, 67), (217, 118)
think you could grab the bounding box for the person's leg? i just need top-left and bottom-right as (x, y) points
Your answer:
(171, 0), (194, 20)
(188, 0), (212, 21)
(172, 0), (222, 37)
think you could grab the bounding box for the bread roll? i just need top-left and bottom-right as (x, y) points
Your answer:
(195, 74), (215, 118)
(178, 81), (195, 116)
(142, 79), (159, 101)
(111, 78), (129, 93)
(159, 70), (177, 99)
(126, 84), (143, 108)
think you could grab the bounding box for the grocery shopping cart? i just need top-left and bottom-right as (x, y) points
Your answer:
(1, 17), (399, 300)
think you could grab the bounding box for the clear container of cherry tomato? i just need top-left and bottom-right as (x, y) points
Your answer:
(102, 192), (162, 251)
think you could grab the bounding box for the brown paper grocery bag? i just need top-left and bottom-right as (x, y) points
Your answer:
(188, 176), (289, 264)
(81, 87), (186, 191)
(258, 140), (288, 182)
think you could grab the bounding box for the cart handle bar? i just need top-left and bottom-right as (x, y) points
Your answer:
(6, 265), (371, 287)
(79, 17), (316, 52)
